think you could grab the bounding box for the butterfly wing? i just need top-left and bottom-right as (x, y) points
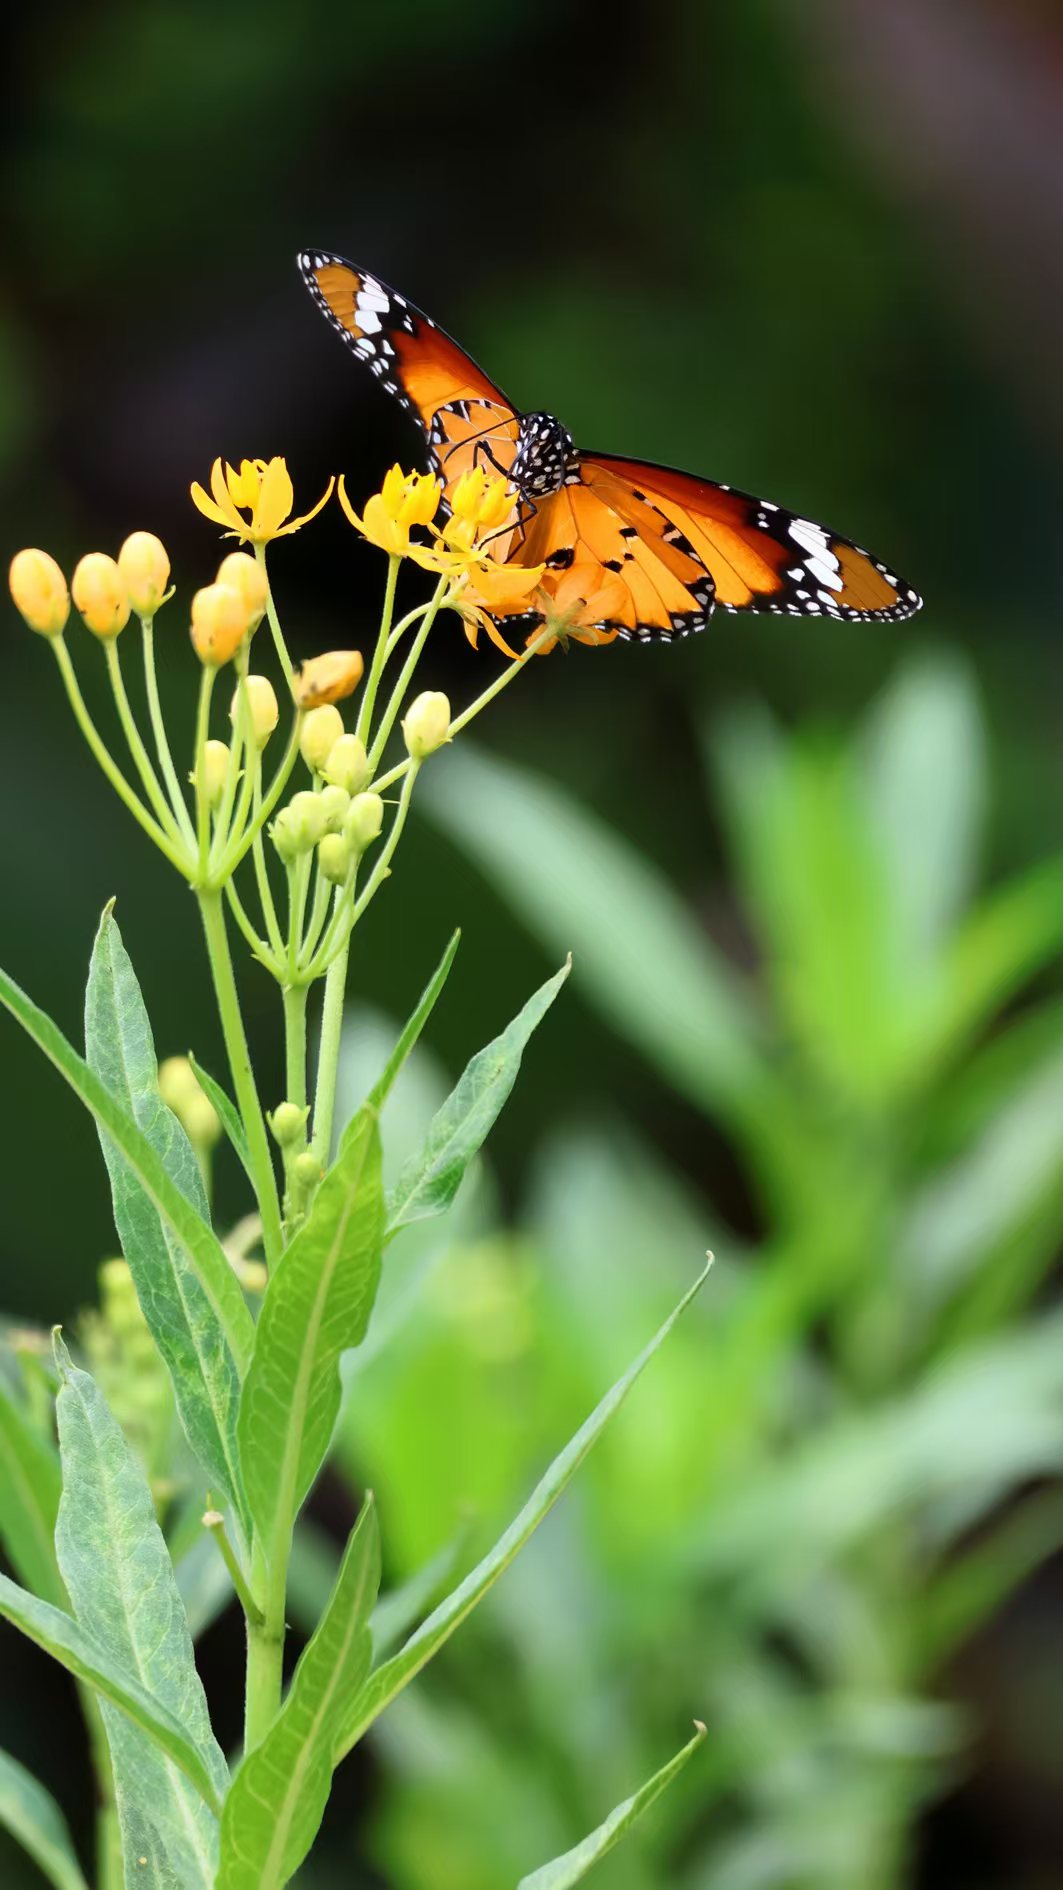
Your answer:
(298, 250), (522, 505)
(581, 453), (922, 623)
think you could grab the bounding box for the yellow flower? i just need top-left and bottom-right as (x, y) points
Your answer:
(190, 583), (250, 666)
(9, 549), (70, 638)
(293, 650), (364, 709)
(337, 465), (442, 556)
(454, 558), (549, 659)
(72, 553), (132, 640)
(449, 467), (517, 536)
(530, 562), (627, 653)
(117, 533), (170, 616)
(190, 458), (334, 544)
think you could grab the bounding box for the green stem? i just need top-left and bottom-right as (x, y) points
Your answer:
(298, 861), (334, 973)
(193, 666), (217, 878)
(255, 544), (293, 686)
(367, 576), (449, 769)
(50, 639), (190, 871)
(216, 713), (302, 879)
(283, 983), (308, 1110)
(223, 878), (281, 976)
(141, 617), (197, 847)
(354, 553), (400, 745)
(309, 936), (350, 1168)
(203, 1508), (264, 1624)
(197, 888), (284, 1267)
(244, 1541), (284, 1754)
(103, 639), (184, 842)
(249, 762), (285, 957)
(370, 620), (556, 793)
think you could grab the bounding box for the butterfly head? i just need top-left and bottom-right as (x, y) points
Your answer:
(511, 412), (576, 498)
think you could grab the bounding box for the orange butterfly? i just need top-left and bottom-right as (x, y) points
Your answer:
(299, 250), (922, 646)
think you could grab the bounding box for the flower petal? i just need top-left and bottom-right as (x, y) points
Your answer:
(254, 458), (295, 538)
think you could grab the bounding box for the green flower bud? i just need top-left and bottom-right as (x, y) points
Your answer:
(269, 1101), (310, 1148)
(401, 689), (451, 759)
(197, 739), (231, 809)
(318, 784), (350, 834)
(158, 1055), (221, 1149)
(344, 791), (384, 853)
(300, 704), (345, 772)
(292, 1151), (322, 1188)
(323, 732), (370, 794)
(270, 805), (299, 863)
(276, 788), (327, 858)
(317, 831), (354, 885)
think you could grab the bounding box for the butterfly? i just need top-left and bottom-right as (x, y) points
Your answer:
(298, 250), (922, 646)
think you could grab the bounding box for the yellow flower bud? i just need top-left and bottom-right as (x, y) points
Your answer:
(323, 732), (370, 794)
(197, 739), (232, 808)
(230, 674), (279, 749)
(190, 583), (248, 666)
(72, 553), (131, 641)
(270, 806), (300, 863)
(401, 690), (451, 759)
(344, 791), (384, 852)
(318, 784), (350, 833)
(317, 831), (354, 885)
(269, 1101), (309, 1148)
(117, 533), (171, 616)
(293, 650), (364, 709)
(9, 548), (70, 638)
(300, 704), (345, 771)
(216, 551), (269, 630)
(158, 1055), (221, 1149)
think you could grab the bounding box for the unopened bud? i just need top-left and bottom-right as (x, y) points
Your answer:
(317, 831), (354, 885)
(322, 732), (370, 794)
(117, 533), (170, 616)
(215, 551), (268, 631)
(292, 1151), (322, 1188)
(158, 1055), (221, 1149)
(401, 690), (451, 759)
(230, 674), (279, 749)
(196, 739), (231, 808)
(190, 583), (247, 666)
(270, 806), (299, 863)
(293, 649), (364, 709)
(9, 549), (70, 638)
(72, 553), (131, 641)
(300, 704), (345, 771)
(273, 788), (327, 860)
(269, 1101), (309, 1148)
(318, 784), (350, 833)
(344, 791), (384, 852)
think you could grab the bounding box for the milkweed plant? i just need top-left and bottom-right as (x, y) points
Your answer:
(1, 453), (709, 1890)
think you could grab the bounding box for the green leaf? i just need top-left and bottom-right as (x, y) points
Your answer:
(517, 1723), (706, 1888)
(0, 1746), (89, 1890)
(336, 1260), (711, 1759)
(0, 1572), (222, 1820)
(387, 960), (570, 1238)
(423, 744), (764, 1116)
(217, 1496), (380, 1890)
(54, 1339), (228, 1886)
(85, 909), (249, 1524)
(370, 1522), (472, 1660)
(0, 1374), (64, 1606)
(365, 928), (461, 1114)
(188, 1053), (254, 1186)
(0, 950), (254, 1378)
(238, 1107), (384, 1559)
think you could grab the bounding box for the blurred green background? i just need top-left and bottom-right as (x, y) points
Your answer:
(3, 1), (1063, 1885)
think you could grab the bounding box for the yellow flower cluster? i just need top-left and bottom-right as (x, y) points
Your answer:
(9, 535), (172, 642)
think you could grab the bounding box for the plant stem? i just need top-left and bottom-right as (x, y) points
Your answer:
(370, 621), (556, 793)
(203, 1508), (264, 1624)
(354, 553), (400, 745)
(217, 713), (302, 878)
(244, 1542), (284, 1754)
(367, 576), (449, 769)
(309, 936), (350, 1167)
(141, 617), (197, 847)
(103, 638), (184, 843)
(255, 545), (293, 686)
(197, 887), (284, 1267)
(193, 666), (217, 878)
(50, 639), (189, 871)
(283, 983), (308, 1109)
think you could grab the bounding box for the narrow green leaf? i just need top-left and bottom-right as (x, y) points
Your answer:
(364, 928), (461, 1115)
(188, 1053), (254, 1186)
(54, 1340), (228, 1886)
(239, 1107), (384, 1558)
(0, 1746), (89, 1890)
(517, 1723), (707, 1888)
(370, 1522), (472, 1660)
(218, 1496), (380, 1890)
(336, 1260), (711, 1759)
(0, 1374), (64, 1606)
(0, 954), (254, 1380)
(85, 909), (249, 1523)
(0, 1572), (222, 1820)
(424, 744), (764, 1114)
(387, 960), (570, 1238)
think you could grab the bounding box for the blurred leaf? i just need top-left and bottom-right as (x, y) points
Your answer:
(371, 1523), (473, 1661)
(0, 1374), (63, 1606)
(926, 853), (1063, 1072)
(915, 1488), (1063, 1672)
(188, 1053), (253, 1187)
(365, 929), (461, 1114)
(238, 1107), (384, 1557)
(423, 745), (764, 1116)
(54, 1340), (227, 1881)
(0, 1746), (88, 1890)
(218, 1496), (380, 1890)
(336, 1261), (710, 1760)
(85, 908), (248, 1522)
(517, 1723), (706, 1888)
(387, 961), (569, 1239)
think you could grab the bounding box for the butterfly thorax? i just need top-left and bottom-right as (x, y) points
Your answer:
(510, 411), (576, 498)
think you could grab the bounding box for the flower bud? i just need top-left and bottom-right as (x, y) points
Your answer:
(9, 549), (70, 638)
(215, 551), (269, 630)
(269, 1101), (309, 1148)
(230, 674), (279, 749)
(317, 831), (354, 885)
(197, 739), (231, 808)
(300, 704), (345, 771)
(292, 1151), (322, 1189)
(270, 806), (299, 863)
(190, 583), (247, 666)
(273, 788), (328, 861)
(323, 732), (370, 794)
(401, 690), (451, 759)
(158, 1055), (221, 1149)
(293, 649), (364, 709)
(344, 791), (384, 852)
(117, 532), (170, 616)
(72, 553), (131, 640)
(317, 784), (350, 834)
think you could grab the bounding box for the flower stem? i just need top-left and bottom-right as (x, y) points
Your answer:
(309, 937), (350, 1168)
(141, 618), (197, 847)
(217, 713), (302, 879)
(367, 576), (449, 769)
(103, 639), (184, 843)
(193, 666), (217, 878)
(369, 621), (556, 793)
(244, 1541), (284, 1754)
(203, 1507), (263, 1624)
(50, 638), (190, 871)
(283, 983), (308, 1110)
(255, 545), (293, 686)
(355, 554), (401, 745)
(197, 887), (284, 1267)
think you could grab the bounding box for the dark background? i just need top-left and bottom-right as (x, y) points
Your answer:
(2, 1), (1062, 1885)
